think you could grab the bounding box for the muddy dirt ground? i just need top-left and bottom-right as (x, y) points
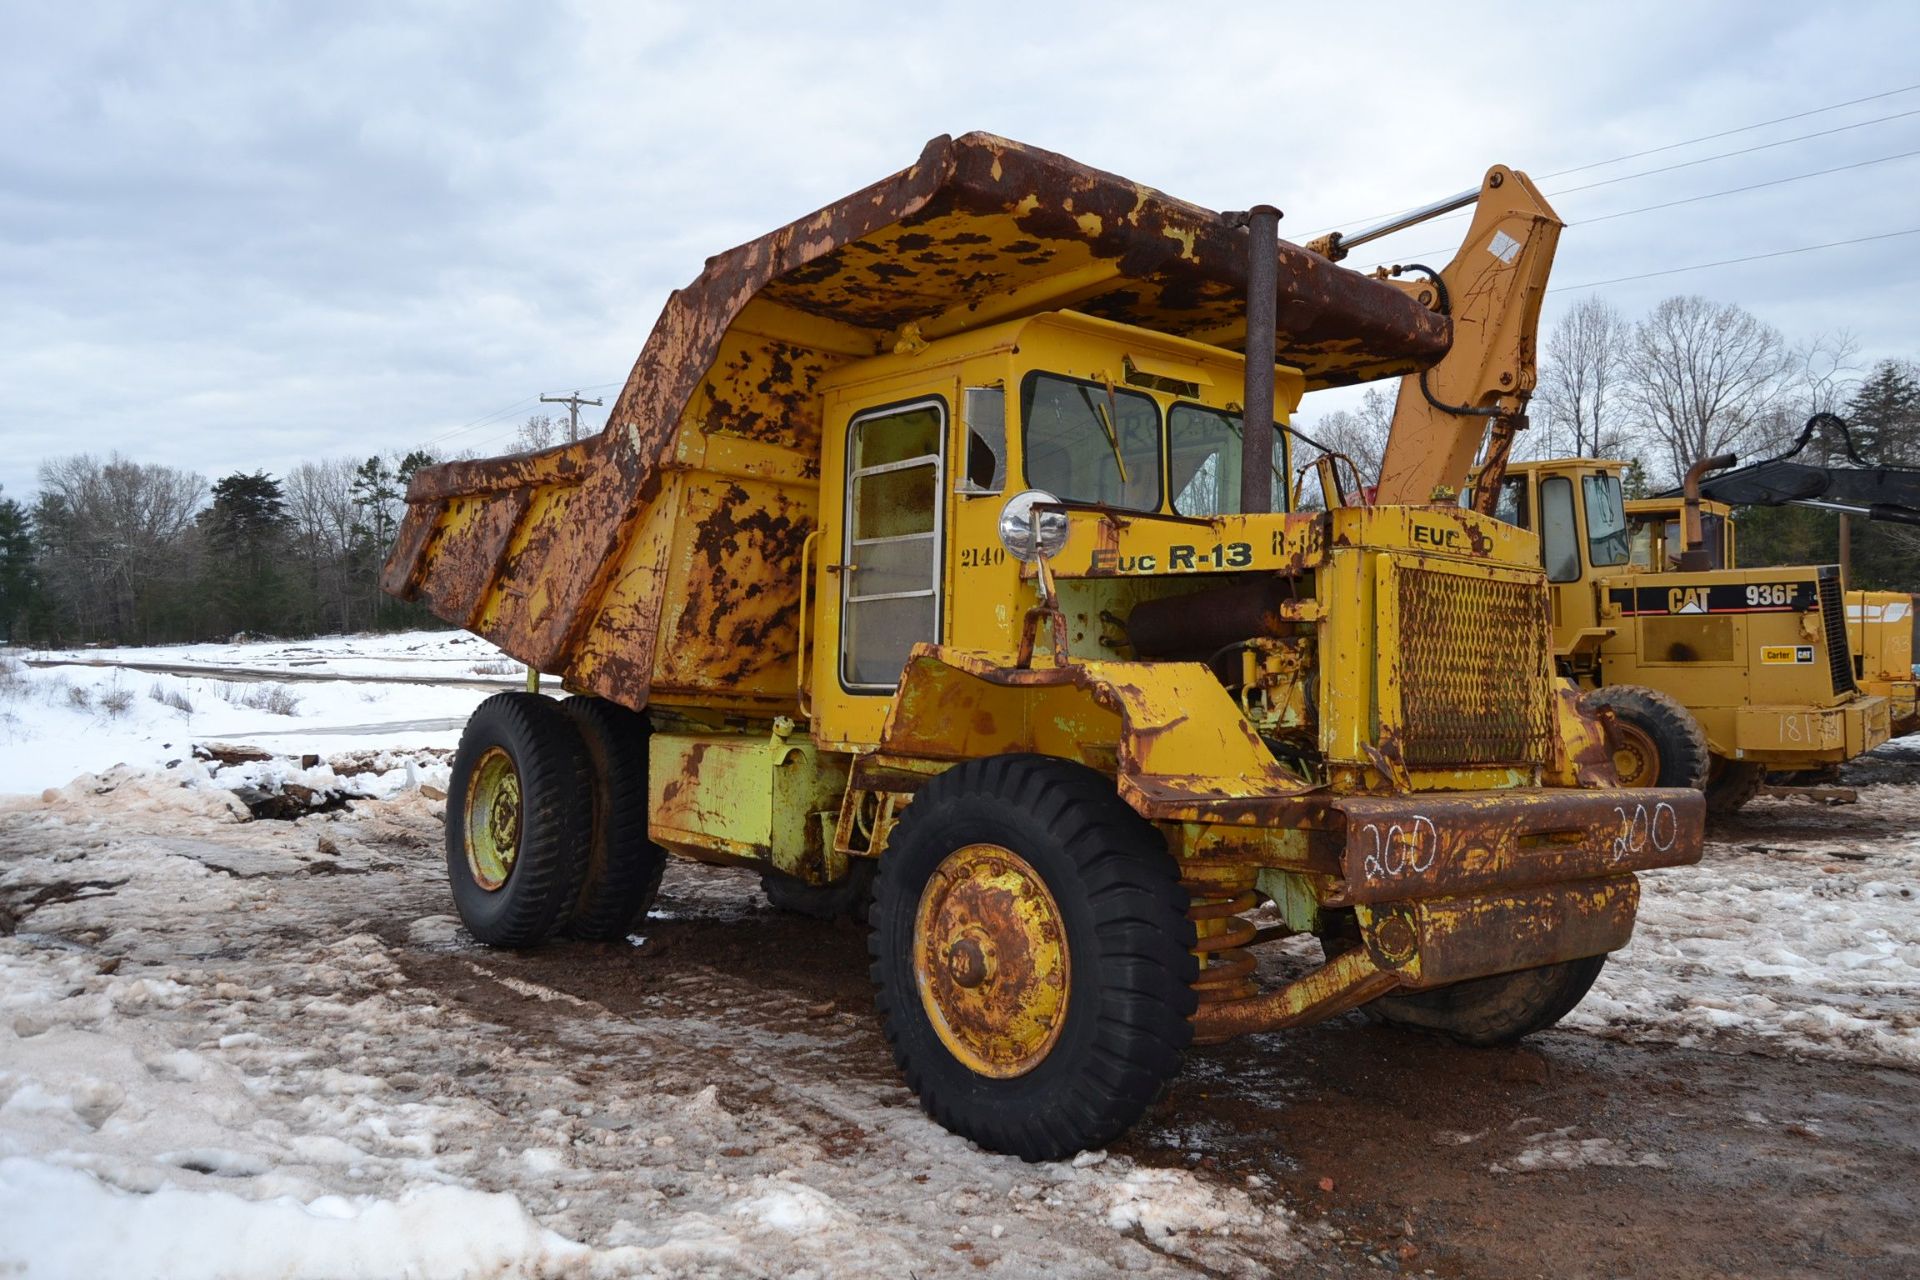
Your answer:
(3, 758), (1917, 1278)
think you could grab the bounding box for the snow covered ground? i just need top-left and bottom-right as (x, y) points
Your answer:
(0, 631), (1917, 1277)
(0, 775), (1287, 1279)
(0, 631), (517, 797)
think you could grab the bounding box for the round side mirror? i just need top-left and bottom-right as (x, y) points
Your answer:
(996, 489), (1069, 563)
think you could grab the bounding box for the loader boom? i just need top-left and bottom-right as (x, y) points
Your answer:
(1312, 167), (1563, 509)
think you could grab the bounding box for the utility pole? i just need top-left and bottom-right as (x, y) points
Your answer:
(540, 390), (603, 443)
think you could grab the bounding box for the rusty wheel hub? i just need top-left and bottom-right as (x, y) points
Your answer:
(912, 843), (1070, 1078)
(1609, 721), (1661, 788)
(464, 746), (522, 891)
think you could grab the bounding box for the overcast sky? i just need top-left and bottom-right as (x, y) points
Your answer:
(4, 0), (1917, 502)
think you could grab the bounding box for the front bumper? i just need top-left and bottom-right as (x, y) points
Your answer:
(1729, 696), (1891, 763)
(1331, 786), (1703, 991)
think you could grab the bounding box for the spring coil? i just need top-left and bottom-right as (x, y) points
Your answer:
(1181, 861), (1261, 1004)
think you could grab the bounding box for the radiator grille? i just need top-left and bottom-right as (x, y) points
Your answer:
(1395, 566), (1555, 767)
(1817, 567), (1857, 696)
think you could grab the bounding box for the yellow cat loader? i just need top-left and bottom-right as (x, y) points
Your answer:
(1621, 488), (1917, 738)
(1489, 457), (1895, 815)
(384, 134), (1703, 1160)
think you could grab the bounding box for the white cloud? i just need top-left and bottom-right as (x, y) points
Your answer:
(2, 0), (1916, 498)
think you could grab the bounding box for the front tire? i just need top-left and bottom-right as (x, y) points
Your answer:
(869, 753), (1196, 1162)
(1704, 756), (1765, 817)
(1586, 685), (1710, 790)
(447, 692), (591, 948)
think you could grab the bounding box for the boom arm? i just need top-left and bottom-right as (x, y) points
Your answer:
(1312, 167), (1563, 509)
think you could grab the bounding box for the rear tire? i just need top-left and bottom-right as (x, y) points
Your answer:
(1321, 929), (1605, 1046)
(1585, 685), (1710, 790)
(560, 697), (668, 940)
(869, 753), (1196, 1161)
(1703, 756), (1765, 817)
(761, 861), (876, 922)
(446, 692), (591, 949)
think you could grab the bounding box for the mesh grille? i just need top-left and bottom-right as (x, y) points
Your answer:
(1395, 566), (1554, 767)
(1817, 567), (1857, 696)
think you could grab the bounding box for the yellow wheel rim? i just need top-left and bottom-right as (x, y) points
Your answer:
(464, 746), (522, 891)
(1610, 722), (1661, 789)
(912, 843), (1070, 1079)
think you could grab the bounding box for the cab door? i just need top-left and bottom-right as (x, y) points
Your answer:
(814, 395), (947, 748)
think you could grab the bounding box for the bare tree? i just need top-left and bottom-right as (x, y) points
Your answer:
(513, 413), (562, 453)
(1530, 296), (1628, 460)
(284, 459), (362, 632)
(1623, 295), (1796, 484)
(33, 453), (206, 641)
(1304, 386), (1395, 495)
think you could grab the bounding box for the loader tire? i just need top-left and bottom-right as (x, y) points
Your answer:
(868, 753), (1196, 1162)
(761, 861), (876, 922)
(447, 692), (592, 949)
(560, 697), (667, 940)
(1585, 685), (1710, 790)
(1703, 756), (1765, 818)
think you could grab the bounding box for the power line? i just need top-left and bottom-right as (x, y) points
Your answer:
(1299, 82), (1920, 237)
(1354, 144), (1920, 270)
(1555, 227), (1920, 292)
(421, 379), (623, 452)
(1539, 82), (1920, 179)
(1550, 106), (1920, 196)
(1576, 147), (1920, 224)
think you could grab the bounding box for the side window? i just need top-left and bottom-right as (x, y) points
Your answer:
(1539, 476), (1581, 582)
(1167, 403), (1288, 515)
(959, 387), (1006, 494)
(1020, 372), (1162, 511)
(1492, 476), (1531, 529)
(842, 400), (944, 691)
(1582, 474), (1630, 567)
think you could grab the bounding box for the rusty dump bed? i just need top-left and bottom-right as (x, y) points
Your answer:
(382, 131), (1450, 713)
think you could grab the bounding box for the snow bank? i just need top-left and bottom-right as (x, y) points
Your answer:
(0, 1160), (593, 1280)
(0, 631), (513, 797)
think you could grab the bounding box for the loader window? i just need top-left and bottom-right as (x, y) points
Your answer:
(1539, 475), (1581, 582)
(1582, 474), (1630, 567)
(842, 398), (945, 691)
(1168, 403), (1288, 515)
(1020, 372), (1162, 511)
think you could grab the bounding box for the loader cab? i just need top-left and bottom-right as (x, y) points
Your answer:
(1482, 459), (1635, 633)
(1622, 497), (1735, 572)
(808, 310), (1296, 752)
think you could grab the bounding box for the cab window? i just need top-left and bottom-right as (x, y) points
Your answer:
(1168, 403), (1288, 515)
(1020, 372), (1162, 511)
(1539, 476), (1581, 582)
(1582, 474), (1630, 567)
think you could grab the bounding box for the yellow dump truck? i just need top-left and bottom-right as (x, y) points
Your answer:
(385, 134), (1704, 1160)
(1487, 458), (1894, 814)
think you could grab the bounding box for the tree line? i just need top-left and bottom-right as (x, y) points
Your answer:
(0, 413), (578, 647)
(1311, 292), (1920, 591)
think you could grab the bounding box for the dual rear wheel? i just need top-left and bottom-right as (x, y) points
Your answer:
(447, 692), (665, 948)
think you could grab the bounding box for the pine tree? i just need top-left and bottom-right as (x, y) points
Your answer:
(198, 471), (291, 637)
(0, 489), (36, 643)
